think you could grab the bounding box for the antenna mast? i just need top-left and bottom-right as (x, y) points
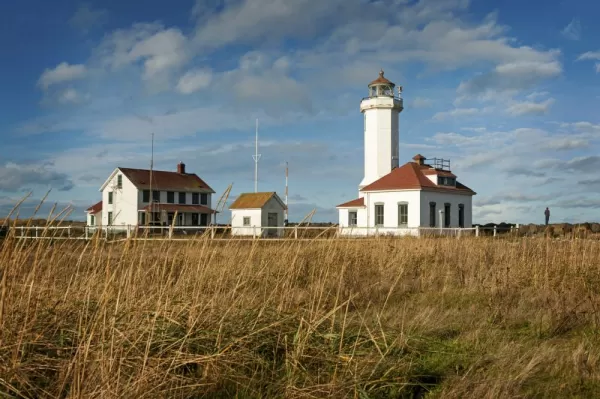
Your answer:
(148, 132), (154, 226)
(252, 118), (261, 193)
(285, 161), (288, 224)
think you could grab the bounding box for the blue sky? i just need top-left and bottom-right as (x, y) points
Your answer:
(2, 0), (600, 224)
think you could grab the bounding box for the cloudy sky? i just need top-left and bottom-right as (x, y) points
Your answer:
(2, 0), (600, 224)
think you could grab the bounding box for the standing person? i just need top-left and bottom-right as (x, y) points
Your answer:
(544, 207), (550, 226)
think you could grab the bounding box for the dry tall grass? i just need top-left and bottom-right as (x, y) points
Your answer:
(1, 231), (599, 398)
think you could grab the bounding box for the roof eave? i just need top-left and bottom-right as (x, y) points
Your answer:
(99, 167), (121, 192)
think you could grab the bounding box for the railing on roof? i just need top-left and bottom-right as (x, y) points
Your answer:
(430, 157), (451, 171)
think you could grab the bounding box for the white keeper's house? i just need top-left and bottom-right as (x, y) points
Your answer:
(336, 70), (476, 236)
(85, 162), (216, 231)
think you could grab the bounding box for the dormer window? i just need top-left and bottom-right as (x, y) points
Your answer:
(437, 176), (456, 186)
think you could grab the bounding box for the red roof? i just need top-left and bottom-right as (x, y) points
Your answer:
(86, 201), (102, 214)
(369, 69), (395, 86)
(119, 168), (215, 193)
(336, 197), (365, 208)
(141, 204), (216, 214)
(360, 162), (476, 195)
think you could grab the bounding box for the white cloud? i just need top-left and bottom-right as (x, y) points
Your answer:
(411, 97), (433, 108)
(0, 162), (74, 192)
(93, 23), (190, 88)
(526, 91), (549, 100)
(432, 107), (487, 121)
(69, 3), (108, 33)
(561, 18), (581, 40)
(576, 51), (600, 61)
(176, 68), (213, 94)
(506, 98), (555, 116)
(37, 62), (87, 90)
(576, 51), (600, 73)
(57, 88), (86, 104)
(542, 138), (589, 151)
(457, 61), (561, 98)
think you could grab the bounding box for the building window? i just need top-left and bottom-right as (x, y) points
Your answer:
(179, 192), (186, 204)
(200, 213), (208, 226)
(437, 176), (456, 186)
(243, 216), (251, 226)
(167, 191), (175, 204)
(444, 203), (451, 227)
(192, 213), (199, 226)
(192, 193), (199, 205)
(108, 191), (113, 205)
(398, 203), (408, 226)
(143, 190), (150, 203)
(458, 204), (465, 228)
(139, 212), (146, 225)
(90, 215), (95, 226)
(429, 202), (436, 227)
(152, 190), (160, 203)
(117, 174), (122, 189)
(348, 211), (358, 226)
(200, 193), (208, 205)
(107, 212), (113, 225)
(375, 204), (384, 226)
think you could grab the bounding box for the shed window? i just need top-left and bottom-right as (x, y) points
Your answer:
(243, 216), (251, 226)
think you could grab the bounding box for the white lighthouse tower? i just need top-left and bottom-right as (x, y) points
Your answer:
(358, 69), (404, 194)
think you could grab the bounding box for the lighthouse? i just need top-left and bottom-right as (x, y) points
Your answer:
(358, 69), (404, 194)
(336, 69), (476, 236)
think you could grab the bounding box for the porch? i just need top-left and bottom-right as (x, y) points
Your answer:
(139, 204), (216, 227)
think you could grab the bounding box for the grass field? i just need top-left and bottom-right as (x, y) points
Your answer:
(1, 232), (599, 398)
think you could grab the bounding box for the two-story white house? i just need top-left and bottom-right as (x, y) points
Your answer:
(336, 70), (476, 236)
(85, 162), (216, 231)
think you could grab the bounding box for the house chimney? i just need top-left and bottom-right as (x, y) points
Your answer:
(412, 154), (426, 165)
(177, 161), (186, 174)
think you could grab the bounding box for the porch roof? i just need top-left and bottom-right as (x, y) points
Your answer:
(140, 204), (217, 214)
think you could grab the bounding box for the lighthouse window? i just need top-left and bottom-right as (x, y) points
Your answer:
(375, 204), (384, 226)
(348, 211), (357, 226)
(437, 176), (456, 186)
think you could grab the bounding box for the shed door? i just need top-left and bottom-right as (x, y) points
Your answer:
(267, 212), (278, 227)
(267, 212), (278, 236)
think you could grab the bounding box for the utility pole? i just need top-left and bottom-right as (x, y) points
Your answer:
(148, 132), (154, 227)
(285, 161), (288, 224)
(252, 118), (261, 193)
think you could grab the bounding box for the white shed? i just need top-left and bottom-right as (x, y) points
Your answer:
(229, 192), (287, 237)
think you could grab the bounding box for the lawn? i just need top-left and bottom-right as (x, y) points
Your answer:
(0, 234), (599, 398)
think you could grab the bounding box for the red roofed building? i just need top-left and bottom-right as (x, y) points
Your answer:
(336, 71), (476, 236)
(85, 161), (216, 231)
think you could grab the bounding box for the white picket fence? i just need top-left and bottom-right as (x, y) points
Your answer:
(3, 224), (510, 241)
